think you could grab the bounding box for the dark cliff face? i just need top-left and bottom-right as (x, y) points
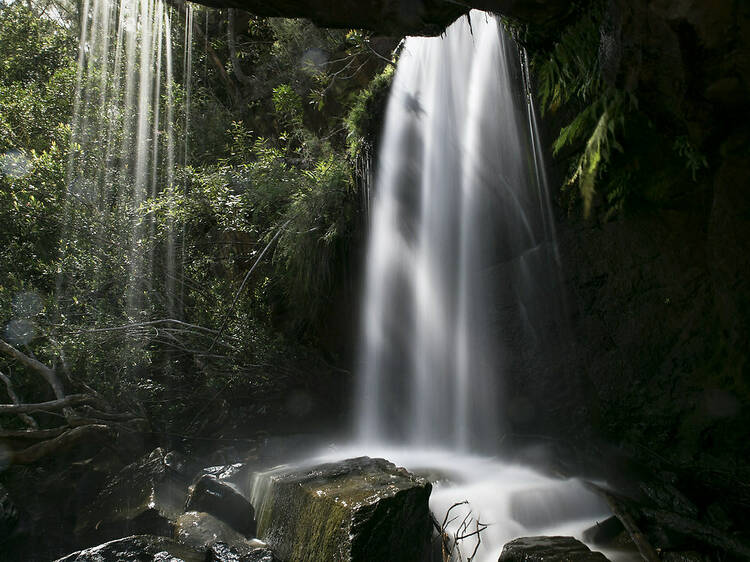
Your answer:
(500, 0), (750, 538)
(187, 0), (570, 36)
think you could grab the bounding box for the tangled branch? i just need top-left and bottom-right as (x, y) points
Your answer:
(433, 501), (488, 562)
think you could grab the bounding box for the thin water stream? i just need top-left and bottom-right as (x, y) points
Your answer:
(63, 0), (182, 319)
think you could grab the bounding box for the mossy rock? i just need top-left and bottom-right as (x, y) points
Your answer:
(250, 456), (432, 562)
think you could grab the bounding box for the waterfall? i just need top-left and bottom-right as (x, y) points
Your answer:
(342, 17), (615, 561)
(356, 13), (564, 452)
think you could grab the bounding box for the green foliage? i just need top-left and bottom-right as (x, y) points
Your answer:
(345, 64), (393, 157)
(552, 90), (635, 215)
(533, 2), (708, 217)
(673, 135), (708, 181)
(0, 2), (386, 435)
(0, 3), (75, 86)
(535, 13), (602, 115)
(276, 156), (355, 331)
(533, 8), (632, 216)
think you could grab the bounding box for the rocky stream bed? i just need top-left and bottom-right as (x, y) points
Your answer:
(3, 443), (739, 561)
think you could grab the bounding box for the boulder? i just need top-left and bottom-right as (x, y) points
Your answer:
(75, 448), (192, 543)
(250, 456), (432, 562)
(186, 474), (256, 536)
(174, 511), (261, 554)
(498, 536), (610, 561)
(54, 535), (204, 562)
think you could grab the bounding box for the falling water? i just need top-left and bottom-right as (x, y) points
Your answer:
(63, 0), (183, 321)
(178, 2), (194, 319)
(342, 15), (622, 561)
(357, 13), (563, 452)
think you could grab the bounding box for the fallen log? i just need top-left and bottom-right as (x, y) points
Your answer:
(11, 424), (113, 464)
(642, 508), (750, 560)
(586, 484), (660, 562)
(0, 338), (65, 399)
(0, 370), (38, 429)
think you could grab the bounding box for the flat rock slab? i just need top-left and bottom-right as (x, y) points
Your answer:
(499, 536), (610, 561)
(54, 534), (204, 562)
(250, 456), (432, 562)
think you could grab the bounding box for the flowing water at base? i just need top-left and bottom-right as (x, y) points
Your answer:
(313, 445), (637, 562)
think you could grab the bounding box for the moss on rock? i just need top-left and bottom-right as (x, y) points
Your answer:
(249, 456), (432, 562)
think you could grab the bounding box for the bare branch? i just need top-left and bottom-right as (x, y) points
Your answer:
(208, 218), (291, 352)
(435, 500), (487, 562)
(227, 8), (253, 87)
(364, 39), (395, 66)
(62, 318), (223, 336)
(0, 394), (97, 414)
(0, 370), (38, 429)
(0, 426), (68, 439)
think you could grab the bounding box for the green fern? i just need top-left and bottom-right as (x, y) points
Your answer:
(535, 13), (602, 115)
(532, 2), (641, 217)
(557, 91), (633, 215)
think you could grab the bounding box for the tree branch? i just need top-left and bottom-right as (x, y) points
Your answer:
(0, 338), (65, 399)
(0, 394), (97, 414)
(590, 485), (660, 562)
(0, 370), (38, 429)
(0, 426), (67, 439)
(227, 8), (253, 87)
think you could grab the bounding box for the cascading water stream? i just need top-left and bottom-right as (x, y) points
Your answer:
(357, 13), (564, 452)
(342, 12), (623, 561)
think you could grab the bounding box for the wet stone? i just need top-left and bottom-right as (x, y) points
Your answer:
(206, 542), (280, 562)
(498, 536), (610, 561)
(54, 535), (204, 562)
(185, 473), (256, 536)
(583, 516), (635, 549)
(174, 511), (258, 554)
